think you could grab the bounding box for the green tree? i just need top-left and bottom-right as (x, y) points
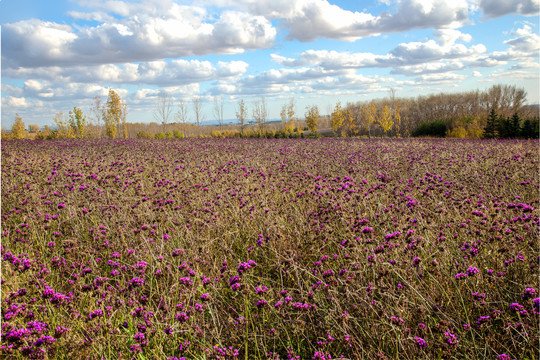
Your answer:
(12, 114), (27, 139)
(305, 105), (319, 133)
(103, 89), (124, 139)
(510, 113), (521, 138)
(483, 108), (498, 139)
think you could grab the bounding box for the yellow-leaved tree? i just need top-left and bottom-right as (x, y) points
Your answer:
(281, 97), (296, 134)
(12, 114), (27, 139)
(378, 105), (394, 135)
(343, 107), (357, 137)
(103, 89), (124, 139)
(361, 101), (377, 138)
(305, 104), (319, 133)
(331, 102), (345, 136)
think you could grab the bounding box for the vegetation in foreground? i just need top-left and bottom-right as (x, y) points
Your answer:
(1, 138), (538, 359)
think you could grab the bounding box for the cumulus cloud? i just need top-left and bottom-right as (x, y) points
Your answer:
(5, 97), (29, 108)
(5, 60), (248, 87)
(479, 0), (539, 18)
(2, 5), (275, 68)
(270, 35), (486, 74)
(213, 0), (471, 42)
(433, 29), (472, 46)
(503, 25), (540, 53)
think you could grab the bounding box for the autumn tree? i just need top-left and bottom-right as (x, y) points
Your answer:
(361, 101), (377, 138)
(12, 114), (27, 139)
(68, 106), (87, 138)
(343, 106), (357, 136)
(378, 105), (394, 135)
(236, 99), (248, 135)
(122, 101), (128, 139)
(28, 124), (40, 134)
(103, 89), (124, 139)
(284, 97), (296, 133)
(305, 105), (319, 132)
(53, 111), (73, 138)
(331, 102), (345, 136)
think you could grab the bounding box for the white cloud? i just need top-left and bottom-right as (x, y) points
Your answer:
(433, 29), (472, 46)
(6, 60), (248, 87)
(418, 72), (467, 83)
(24, 80), (44, 92)
(214, 0), (471, 42)
(5, 97), (29, 108)
(503, 25), (540, 53)
(390, 40), (486, 64)
(270, 35), (487, 74)
(479, 0), (539, 18)
(2, 5), (275, 68)
(472, 71), (482, 77)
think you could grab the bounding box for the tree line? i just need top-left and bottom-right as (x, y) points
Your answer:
(2, 84), (538, 140)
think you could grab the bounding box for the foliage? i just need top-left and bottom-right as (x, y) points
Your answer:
(305, 105), (320, 133)
(331, 102), (345, 136)
(483, 108), (499, 139)
(68, 106), (87, 138)
(483, 110), (539, 139)
(11, 114), (27, 139)
(361, 101), (377, 138)
(28, 124), (40, 134)
(173, 130), (185, 139)
(378, 105), (394, 134)
(103, 89), (124, 139)
(411, 119), (448, 137)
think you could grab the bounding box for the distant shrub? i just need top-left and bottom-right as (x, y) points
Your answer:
(136, 131), (153, 139)
(173, 130), (185, 139)
(411, 120), (448, 137)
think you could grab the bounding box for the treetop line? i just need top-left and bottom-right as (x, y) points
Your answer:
(3, 84), (539, 140)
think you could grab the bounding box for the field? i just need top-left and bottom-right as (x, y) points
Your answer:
(1, 138), (538, 360)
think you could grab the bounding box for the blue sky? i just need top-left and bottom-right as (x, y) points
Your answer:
(1, 0), (539, 127)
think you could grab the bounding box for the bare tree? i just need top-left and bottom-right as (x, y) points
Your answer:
(192, 96), (205, 129)
(236, 99), (248, 135)
(252, 96), (268, 134)
(90, 96), (103, 138)
(175, 99), (188, 134)
(154, 93), (174, 128)
(213, 96), (225, 131)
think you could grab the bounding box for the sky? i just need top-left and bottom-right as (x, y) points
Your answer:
(1, 0), (539, 127)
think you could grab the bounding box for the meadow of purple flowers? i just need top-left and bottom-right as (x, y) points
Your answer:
(1, 138), (538, 359)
